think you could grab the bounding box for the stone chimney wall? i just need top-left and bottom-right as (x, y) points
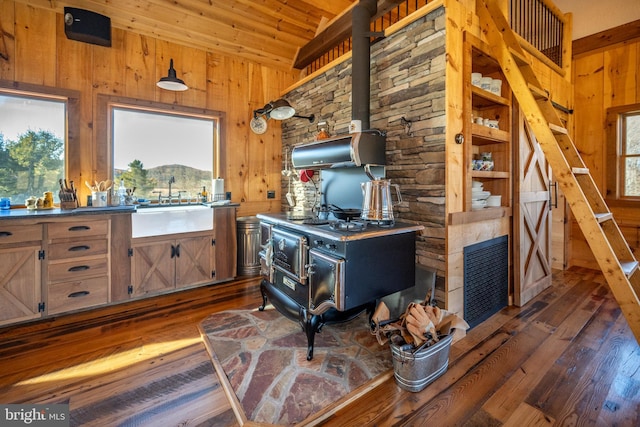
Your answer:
(281, 6), (446, 275)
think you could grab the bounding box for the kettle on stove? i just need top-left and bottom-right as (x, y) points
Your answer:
(360, 165), (402, 223)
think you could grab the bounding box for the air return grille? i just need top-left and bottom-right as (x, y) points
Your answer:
(464, 235), (508, 329)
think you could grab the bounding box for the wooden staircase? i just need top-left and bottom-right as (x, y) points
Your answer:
(476, 0), (640, 343)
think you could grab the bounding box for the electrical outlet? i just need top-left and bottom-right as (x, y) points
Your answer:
(267, 190), (276, 199)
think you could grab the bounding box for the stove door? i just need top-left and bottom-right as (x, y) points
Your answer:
(272, 227), (308, 283)
(308, 248), (345, 315)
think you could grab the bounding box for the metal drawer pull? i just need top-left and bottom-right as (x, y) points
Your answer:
(0, 231), (14, 237)
(68, 291), (90, 298)
(68, 245), (91, 252)
(68, 265), (90, 272)
(68, 225), (91, 232)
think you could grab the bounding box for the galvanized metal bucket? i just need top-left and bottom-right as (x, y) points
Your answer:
(390, 333), (453, 392)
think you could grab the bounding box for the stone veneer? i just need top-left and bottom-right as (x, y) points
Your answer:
(281, 7), (446, 279)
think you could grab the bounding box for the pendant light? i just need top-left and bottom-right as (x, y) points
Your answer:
(157, 58), (188, 91)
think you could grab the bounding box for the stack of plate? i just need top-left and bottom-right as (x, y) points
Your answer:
(471, 181), (490, 210)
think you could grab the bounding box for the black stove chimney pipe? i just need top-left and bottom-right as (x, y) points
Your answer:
(351, 0), (377, 131)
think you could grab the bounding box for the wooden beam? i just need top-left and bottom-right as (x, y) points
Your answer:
(573, 19), (640, 57)
(293, 0), (407, 70)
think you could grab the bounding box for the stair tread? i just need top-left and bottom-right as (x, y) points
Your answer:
(529, 83), (548, 99)
(549, 123), (568, 135)
(620, 260), (639, 277)
(572, 167), (590, 175)
(508, 46), (530, 66)
(595, 212), (613, 223)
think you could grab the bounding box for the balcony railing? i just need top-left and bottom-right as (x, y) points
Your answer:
(304, 0), (568, 75)
(509, 0), (567, 68)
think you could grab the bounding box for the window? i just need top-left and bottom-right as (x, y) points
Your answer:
(606, 104), (640, 201)
(0, 90), (66, 205)
(100, 96), (222, 204)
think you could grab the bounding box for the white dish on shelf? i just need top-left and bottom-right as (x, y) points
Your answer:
(486, 195), (502, 207)
(472, 190), (491, 200)
(472, 180), (483, 189)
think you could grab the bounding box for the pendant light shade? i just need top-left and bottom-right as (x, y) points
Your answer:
(157, 58), (188, 91)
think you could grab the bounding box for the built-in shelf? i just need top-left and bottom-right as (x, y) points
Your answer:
(449, 207), (512, 225)
(463, 31), (512, 213)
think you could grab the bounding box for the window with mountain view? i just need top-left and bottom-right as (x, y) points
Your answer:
(112, 106), (217, 203)
(606, 105), (640, 201)
(0, 92), (66, 205)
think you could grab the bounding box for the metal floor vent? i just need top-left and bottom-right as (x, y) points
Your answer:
(464, 235), (508, 329)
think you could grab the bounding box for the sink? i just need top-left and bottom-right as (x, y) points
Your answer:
(132, 204), (213, 238)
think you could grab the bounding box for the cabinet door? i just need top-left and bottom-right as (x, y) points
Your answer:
(131, 240), (175, 297)
(175, 236), (212, 288)
(0, 246), (42, 325)
(214, 207), (237, 281)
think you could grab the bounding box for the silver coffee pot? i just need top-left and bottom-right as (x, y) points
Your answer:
(360, 166), (402, 223)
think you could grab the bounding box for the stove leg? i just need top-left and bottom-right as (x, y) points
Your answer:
(258, 279), (269, 311)
(305, 314), (322, 361)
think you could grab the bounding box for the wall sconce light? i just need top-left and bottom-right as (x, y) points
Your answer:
(253, 99), (315, 122)
(157, 58), (188, 91)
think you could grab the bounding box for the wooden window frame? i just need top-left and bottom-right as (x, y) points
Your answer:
(96, 94), (226, 186)
(0, 80), (80, 205)
(606, 103), (640, 205)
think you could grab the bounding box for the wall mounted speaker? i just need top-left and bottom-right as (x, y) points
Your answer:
(64, 7), (111, 47)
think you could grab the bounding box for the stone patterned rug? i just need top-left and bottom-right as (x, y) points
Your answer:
(199, 307), (393, 425)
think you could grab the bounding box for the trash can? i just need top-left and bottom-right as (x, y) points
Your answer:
(237, 216), (261, 276)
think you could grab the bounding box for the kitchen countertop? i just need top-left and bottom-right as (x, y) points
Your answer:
(0, 202), (239, 221)
(257, 212), (424, 241)
(0, 205), (136, 220)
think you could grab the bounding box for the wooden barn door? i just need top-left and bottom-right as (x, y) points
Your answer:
(513, 108), (553, 306)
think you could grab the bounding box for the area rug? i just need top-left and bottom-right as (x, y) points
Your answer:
(198, 307), (393, 426)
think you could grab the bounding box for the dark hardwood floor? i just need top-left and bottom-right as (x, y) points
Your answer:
(0, 266), (638, 426)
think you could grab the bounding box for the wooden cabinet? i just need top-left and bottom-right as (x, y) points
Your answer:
(130, 232), (213, 298)
(0, 224), (43, 325)
(213, 206), (237, 282)
(44, 218), (111, 315)
(463, 32), (512, 213)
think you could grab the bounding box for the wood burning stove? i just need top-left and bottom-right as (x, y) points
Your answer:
(258, 213), (423, 360)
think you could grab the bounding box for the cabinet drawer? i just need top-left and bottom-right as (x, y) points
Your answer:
(47, 256), (109, 283)
(47, 220), (109, 240)
(48, 238), (109, 260)
(0, 224), (42, 245)
(47, 276), (109, 315)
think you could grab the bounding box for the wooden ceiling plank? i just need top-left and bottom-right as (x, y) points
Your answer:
(150, 0), (318, 44)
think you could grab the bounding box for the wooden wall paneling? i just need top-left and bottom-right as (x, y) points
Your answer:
(56, 16), (93, 203)
(92, 27), (126, 96)
(177, 45), (208, 107)
(603, 43), (638, 109)
(223, 56), (251, 205)
(206, 53), (226, 179)
(247, 62), (271, 204)
(0, 1), (15, 80)
(573, 52), (605, 188)
(14, 3), (56, 86)
(124, 32), (156, 100)
(205, 53), (225, 110)
(570, 53), (604, 267)
(444, 0), (465, 216)
(90, 29), (126, 196)
(155, 41), (207, 107)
